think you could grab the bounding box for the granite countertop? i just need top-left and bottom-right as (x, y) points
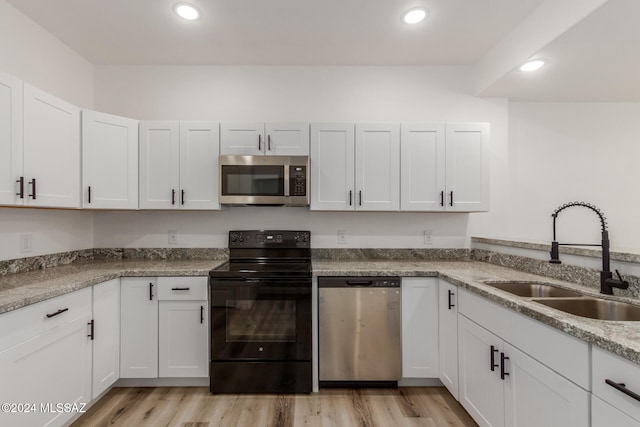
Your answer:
(313, 259), (640, 366)
(2, 257), (639, 368)
(0, 259), (226, 314)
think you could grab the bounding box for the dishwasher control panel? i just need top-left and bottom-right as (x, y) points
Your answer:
(318, 277), (401, 288)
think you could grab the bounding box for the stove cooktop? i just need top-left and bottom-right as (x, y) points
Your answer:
(209, 260), (312, 279)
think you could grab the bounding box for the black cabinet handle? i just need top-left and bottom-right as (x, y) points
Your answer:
(359, 190), (362, 206)
(88, 319), (94, 340)
(46, 308), (68, 318)
(149, 282), (154, 301)
(16, 177), (24, 198)
(349, 190), (352, 206)
(449, 191), (454, 207)
(171, 189), (176, 205)
(171, 287), (190, 291)
(490, 345), (499, 371)
(88, 186), (92, 204)
(200, 305), (204, 324)
(268, 135), (271, 151)
(181, 189), (185, 205)
(606, 379), (640, 402)
(500, 352), (510, 380)
(258, 134), (262, 151)
(447, 289), (455, 310)
(29, 178), (36, 200)
(440, 191), (444, 207)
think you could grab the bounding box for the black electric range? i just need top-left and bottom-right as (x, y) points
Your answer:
(208, 230), (312, 394)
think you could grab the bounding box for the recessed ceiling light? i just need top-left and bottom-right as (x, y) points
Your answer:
(402, 8), (428, 24)
(519, 59), (546, 72)
(174, 3), (200, 20)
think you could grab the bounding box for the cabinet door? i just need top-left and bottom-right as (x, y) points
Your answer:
(220, 122), (264, 155)
(92, 279), (120, 398)
(120, 278), (158, 378)
(0, 313), (92, 427)
(23, 83), (80, 208)
(158, 301), (208, 377)
(0, 71), (23, 206)
(445, 123), (490, 212)
(458, 315), (504, 427)
(402, 278), (439, 378)
(504, 343), (589, 427)
(82, 110), (138, 209)
(139, 121), (180, 209)
(439, 280), (459, 399)
(179, 122), (220, 210)
(310, 123), (355, 211)
(265, 122), (309, 155)
(400, 123), (445, 211)
(592, 395), (640, 427)
(355, 123), (400, 211)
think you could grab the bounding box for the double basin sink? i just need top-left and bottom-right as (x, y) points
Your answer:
(484, 281), (640, 321)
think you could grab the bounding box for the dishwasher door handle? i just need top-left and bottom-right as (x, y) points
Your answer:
(346, 280), (374, 286)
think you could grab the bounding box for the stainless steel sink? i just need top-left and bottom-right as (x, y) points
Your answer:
(532, 297), (640, 321)
(484, 281), (584, 298)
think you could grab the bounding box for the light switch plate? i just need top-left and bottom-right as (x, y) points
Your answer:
(20, 234), (32, 253)
(423, 230), (433, 245)
(337, 230), (347, 244)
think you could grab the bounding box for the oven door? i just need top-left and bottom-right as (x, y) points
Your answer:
(210, 278), (312, 361)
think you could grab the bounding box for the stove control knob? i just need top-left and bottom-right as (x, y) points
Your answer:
(259, 346), (264, 352)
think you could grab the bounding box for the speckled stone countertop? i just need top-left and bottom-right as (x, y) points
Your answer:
(3, 256), (640, 368)
(0, 259), (226, 315)
(313, 259), (640, 366)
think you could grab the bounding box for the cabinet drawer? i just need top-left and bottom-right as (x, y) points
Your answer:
(0, 287), (92, 352)
(593, 346), (640, 422)
(157, 277), (208, 301)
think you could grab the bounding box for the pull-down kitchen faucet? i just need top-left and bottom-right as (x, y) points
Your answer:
(550, 202), (628, 295)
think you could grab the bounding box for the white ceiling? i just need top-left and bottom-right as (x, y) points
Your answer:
(6, 0), (640, 101)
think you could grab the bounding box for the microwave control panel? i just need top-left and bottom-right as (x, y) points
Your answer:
(289, 165), (307, 196)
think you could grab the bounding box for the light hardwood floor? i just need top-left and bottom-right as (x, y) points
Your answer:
(72, 387), (477, 427)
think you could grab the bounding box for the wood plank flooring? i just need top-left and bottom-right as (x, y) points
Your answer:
(72, 387), (477, 427)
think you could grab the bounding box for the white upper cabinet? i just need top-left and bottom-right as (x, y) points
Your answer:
(356, 123), (400, 211)
(400, 123), (446, 211)
(220, 122), (309, 156)
(0, 70), (23, 206)
(139, 121), (220, 210)
(311, 122), (400, 211)
(82, 110), (139, 209)
(310, 123), (355, 210)
(400, 122), (489, 212)
(445, 122), (490, 212)
(23, 83), (81, 208)
(179, 122), (220, 210)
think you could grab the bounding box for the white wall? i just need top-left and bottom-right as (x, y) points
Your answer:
(0, 0), (94, 107)
(497, 102), (640, 251)
(92, 65), (508, 248)
(0, 208), (93, 260)
(0, 0), (95, 261)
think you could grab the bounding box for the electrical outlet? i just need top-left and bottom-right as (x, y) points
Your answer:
(423, 230), (433, 245)
(337, 230), (347, 244)
(20, 234), (32, 253)
(168, 230), (178, 245)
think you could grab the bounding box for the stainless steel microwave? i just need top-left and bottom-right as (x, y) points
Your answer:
(219, 155), (310, 206)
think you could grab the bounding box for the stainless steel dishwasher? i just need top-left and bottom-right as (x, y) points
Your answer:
(318, 276), (401, 387)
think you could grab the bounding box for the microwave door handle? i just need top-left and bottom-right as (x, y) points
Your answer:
(284, 164), (290, 198)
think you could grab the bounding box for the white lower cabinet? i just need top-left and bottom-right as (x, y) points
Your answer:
(401, 277), (438, 378)
(592, 346), (640, 425)
(120, 277), (208, 379)
(92, 279), (120, 398)
(0, 288), (92, 427)
(120, 277), (158, 378)
(457, 288), (590, 427)
(438, 280), (459, 399)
